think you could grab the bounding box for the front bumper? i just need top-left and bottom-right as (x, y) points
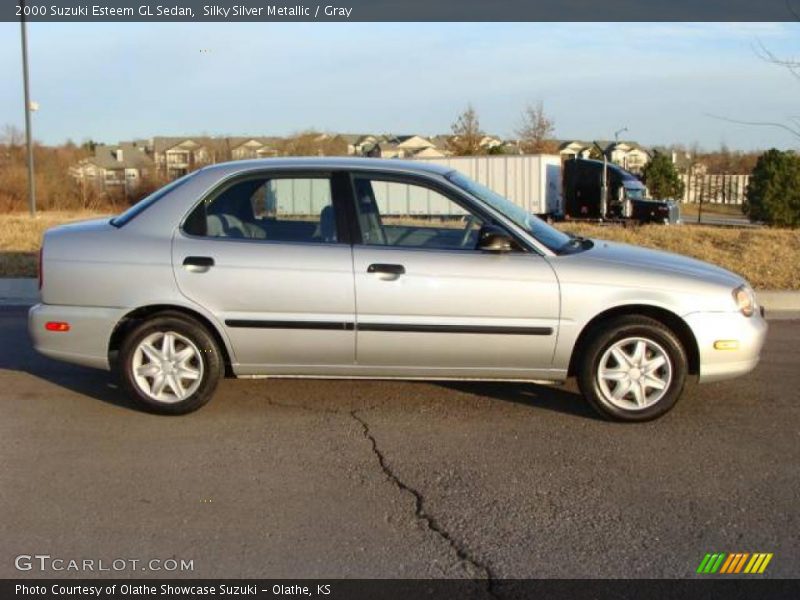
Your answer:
(684, 309), (768, 384)
(28, 303), (127, 370)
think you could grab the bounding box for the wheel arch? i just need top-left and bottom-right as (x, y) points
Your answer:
(107, 304), (234, 376)
(567, 304), (699, 377)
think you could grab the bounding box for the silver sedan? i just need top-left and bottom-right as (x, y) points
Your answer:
(29, 158), (767, 420)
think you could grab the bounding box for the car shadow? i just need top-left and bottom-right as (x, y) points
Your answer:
(6, 305), (601, 419)
(436, 380), (603, 421)
(0, 305), (140, 412)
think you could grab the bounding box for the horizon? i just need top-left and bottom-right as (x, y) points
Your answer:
(1, 22), (799, 151)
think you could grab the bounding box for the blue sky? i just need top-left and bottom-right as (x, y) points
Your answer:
(0, 22), (798, 150)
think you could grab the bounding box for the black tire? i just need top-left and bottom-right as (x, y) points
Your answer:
(576, 315), (688, 422)
(118, 312), (223, 415)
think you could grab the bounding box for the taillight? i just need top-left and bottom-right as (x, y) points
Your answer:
(38, 246), (43, 290)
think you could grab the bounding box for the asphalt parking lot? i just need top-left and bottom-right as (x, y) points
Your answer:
(1, 306), (798, 581)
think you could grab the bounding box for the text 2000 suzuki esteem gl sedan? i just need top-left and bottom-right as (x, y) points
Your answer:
(29, 158), (767, 421)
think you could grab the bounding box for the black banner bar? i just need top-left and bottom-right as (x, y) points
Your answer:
(4, 579), (800, 600)
(5, 0), (800, 22)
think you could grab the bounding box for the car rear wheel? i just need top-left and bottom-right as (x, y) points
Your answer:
(119, 313), (223, 414)
(577, 315), (688, 421)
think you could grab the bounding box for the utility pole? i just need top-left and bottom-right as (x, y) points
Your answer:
(593, 141), (608, 220)
(20, 5), (36, 217)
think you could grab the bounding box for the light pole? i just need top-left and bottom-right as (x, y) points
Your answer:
(20, 4), (36, 217)
(614, 127), (628, 143)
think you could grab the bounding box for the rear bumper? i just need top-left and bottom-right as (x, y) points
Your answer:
(684, 310), (768, 384)
(28, 303), (126, 370)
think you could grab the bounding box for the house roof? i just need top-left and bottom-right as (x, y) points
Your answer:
(377, 141), (401, 152)
(558, 139), (648, 153)
(228, 136), (282, 150)
(151, 136), (214, 153)
(429, 135), (452, 150)
(85, 143), (154, 170)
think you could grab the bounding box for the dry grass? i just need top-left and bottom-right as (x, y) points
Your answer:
(556, 222), (800, 290)
(0, 211), (109, 277)
(0, 211), (798, 289)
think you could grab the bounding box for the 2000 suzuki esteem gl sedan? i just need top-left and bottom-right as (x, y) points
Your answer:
(29, 158), (767, 421)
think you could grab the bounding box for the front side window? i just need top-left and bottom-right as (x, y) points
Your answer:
(185, 176), (338, 243)
(447, 171), (573, 253)
(352, 176), (484, 251)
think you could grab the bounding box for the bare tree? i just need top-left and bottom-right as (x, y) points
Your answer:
(1, 124), (24, 148)
(279, 131), (347, 157)
(447, 104), (484, 155)
(516, 101), (557, 154)
(708, 40), (800, 141)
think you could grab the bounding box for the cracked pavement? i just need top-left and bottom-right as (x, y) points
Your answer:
(1, 306), (798, 580)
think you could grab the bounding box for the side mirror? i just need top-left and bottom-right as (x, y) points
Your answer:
(478, 225), (514, 252)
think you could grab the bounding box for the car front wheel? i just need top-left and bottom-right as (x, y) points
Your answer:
(577, 315), (688, 421)
(118, 313), (223, 414)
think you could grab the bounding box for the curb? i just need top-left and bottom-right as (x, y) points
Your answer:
(0, 278), (38, 306)
(2, 278), (799, 314)
(753, 291), (800, 312)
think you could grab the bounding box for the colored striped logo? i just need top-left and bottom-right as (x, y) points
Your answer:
(697, 552), (773, 574)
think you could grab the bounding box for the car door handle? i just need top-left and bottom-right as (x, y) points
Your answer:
(183, 256), (215, 272)
(367, 263), (405, 275)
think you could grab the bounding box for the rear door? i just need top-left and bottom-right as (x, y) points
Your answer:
(349, 172), (561, 378)
(172, 170), (356, 375)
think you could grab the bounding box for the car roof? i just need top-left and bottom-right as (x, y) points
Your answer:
(198, 156), (454, 178)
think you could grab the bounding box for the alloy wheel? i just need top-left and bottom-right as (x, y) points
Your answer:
(131, 331), (204, 403)
(596, 336), (673, 410)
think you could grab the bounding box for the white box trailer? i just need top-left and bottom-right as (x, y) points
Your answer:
(260, 155), (563, 218)
(414, 154), (563, 216)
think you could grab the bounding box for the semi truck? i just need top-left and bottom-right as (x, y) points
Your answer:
(415, 154), (680, 224)
(563, 158), (680, 224)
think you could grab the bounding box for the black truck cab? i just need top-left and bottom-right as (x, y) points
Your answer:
(563, 158), (680, 224)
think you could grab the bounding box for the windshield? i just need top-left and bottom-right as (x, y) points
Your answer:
(446, 171), (573, 253)
(110, 171), (197, 227)
(624, 185), (645, 201)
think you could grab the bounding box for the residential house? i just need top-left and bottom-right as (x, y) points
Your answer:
(152, 137), (213, 178)
(411, 146), (449, 158)
(479, 135), (504, 152)
(429, 135), (452, 154)
(357, 134), (449, 159)
(437, 133), (505, 155)
(230, 137), (281, 160)
(336, 134), (381, 156)
(70, 142), (154, 192)
(558, 140), (651, 173)
(374, 140), (404, 159)
(558, 140), (594, 160)
(606, 141), (649, 173)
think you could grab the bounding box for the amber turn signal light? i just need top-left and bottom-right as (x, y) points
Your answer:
(713, 340), (739, 350)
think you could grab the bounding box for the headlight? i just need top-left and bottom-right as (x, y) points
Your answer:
(733, 285), (755, 317)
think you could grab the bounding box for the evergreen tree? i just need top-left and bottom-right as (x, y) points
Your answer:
(745, 149), (800, 227)
(641, 151), (685, 200)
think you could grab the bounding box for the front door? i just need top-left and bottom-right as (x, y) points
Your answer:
(172, 171), (356, 374)
(349, 173), (560, 379)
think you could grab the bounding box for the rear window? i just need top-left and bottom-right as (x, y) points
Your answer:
(110, 172), (197, 228)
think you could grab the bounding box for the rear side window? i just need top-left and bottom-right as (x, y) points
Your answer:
(184, 176), (338, 244)
(110, 172), (197, 228)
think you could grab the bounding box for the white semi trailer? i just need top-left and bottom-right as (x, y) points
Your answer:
(413, 154), (563, 216)
(261, 155), (563, 218)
